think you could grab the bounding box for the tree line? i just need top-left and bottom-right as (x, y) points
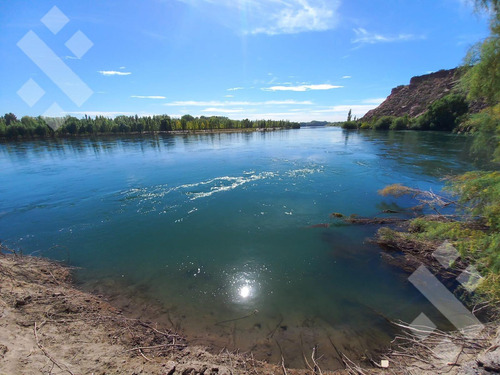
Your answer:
(0, 113), (300, 139)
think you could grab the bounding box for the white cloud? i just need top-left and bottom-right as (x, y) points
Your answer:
(263, 84), (342, 92)
(225, 95), (234, 98)
(64, 111), (153, 117)
(164, 100), (313, 106)
(352, 28), (425, 45)
(227, 87), (244, 91)
(201, 108), (245, 113)
(254, 0), (339, 35)
(179, 0), (340, 35)
(361, 97), (386, 105)
(311, 105), (376, 113)
(131, 95), (166, 99)
(342, 75), (351, 79)
(98, 70), (132, 76)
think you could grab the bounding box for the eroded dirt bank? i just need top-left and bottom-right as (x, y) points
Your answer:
(0, 251), (498, 375)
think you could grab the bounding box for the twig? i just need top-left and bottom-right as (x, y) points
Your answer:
(125, 343), (186, 352)
(215, 309), (259, 326)
(281, 355), (288, 375)
(267, 315), (284, 338)
(138, 349), (152, 362)
(311, 345), (323, 375)
(34, 322), (75, 375)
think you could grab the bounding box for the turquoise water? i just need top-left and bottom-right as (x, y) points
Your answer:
(0, 128), (475, 368)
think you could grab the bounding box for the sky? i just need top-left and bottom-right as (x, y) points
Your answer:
(0, 0), (491, 122)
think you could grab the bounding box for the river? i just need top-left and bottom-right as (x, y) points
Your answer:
(0, 127), (476, 368)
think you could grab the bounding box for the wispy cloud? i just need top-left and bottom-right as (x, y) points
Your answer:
(100, 71), (132, 76)
(64, 111), (151, 117)
(227, 87), (244, 91)
(263, 84), (342, 92)
(179, 0), (340, 35)
(342, 75), (351, 79)
(201, 108), (245, 113)
(361, 97), (386, 105)
(352, 28), (425, 45)
(131, 95), (166, 99)
(311, 104), (378, 114)
(164, 100), (313, 106)
(98, 70), (132, 76)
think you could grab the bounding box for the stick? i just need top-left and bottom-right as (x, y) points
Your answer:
(281, 355), (288, 375)
(215, 309), (259, 326)
(34, 322), (75, 375)
(125, 343), (187, 352)
(311, 345), (323, 375)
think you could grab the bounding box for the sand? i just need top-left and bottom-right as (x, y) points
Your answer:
(0, 252), (295, 375)
(1, 251), (498, 375)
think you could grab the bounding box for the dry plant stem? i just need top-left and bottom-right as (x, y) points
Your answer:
(124, 343), (187, 352)
(311, 345), (323, 375)
(281, 355), (288, 375)
(215, 309), (259, 326)
(34, 322), (75, 375)
(342, 354), (367, 375)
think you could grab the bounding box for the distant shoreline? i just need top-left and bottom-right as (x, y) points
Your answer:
(0, 126), (294, 142)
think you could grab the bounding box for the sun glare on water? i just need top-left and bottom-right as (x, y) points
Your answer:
(239, 285), (251, 298)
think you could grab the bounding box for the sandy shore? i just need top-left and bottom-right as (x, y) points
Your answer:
(0, 252), (295, 375)
(1, 251), (498, 375)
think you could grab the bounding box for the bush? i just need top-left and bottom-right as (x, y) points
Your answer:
(341, 121), (358, 129)
(360, 122), (371, 129)
(390, 116), (409, 130)
(412, 94), (469, 131)
(372, 116), (395, 130)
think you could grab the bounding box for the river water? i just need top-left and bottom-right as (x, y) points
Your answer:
(0, 127), (476, 368)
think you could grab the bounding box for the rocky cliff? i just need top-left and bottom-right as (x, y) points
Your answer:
(361, 68), (463, 121)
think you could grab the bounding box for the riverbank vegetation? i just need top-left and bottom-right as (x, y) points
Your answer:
(0, 113), (300, 139)
(363, 0), (500, 304)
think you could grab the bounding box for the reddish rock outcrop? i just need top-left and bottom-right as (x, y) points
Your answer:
(361, 69), (463, 121)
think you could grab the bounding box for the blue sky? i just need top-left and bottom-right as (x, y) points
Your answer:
(0, 0), (490, 122)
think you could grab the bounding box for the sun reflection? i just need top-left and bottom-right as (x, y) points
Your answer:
(239, 285), (251, 298)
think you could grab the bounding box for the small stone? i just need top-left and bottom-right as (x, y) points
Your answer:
(477, 347), (500, 372)
(164, 361), (176, 375)
(0, 344), (8, 358)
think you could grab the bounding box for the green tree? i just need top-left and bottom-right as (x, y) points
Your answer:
(4, 113), (17, 126)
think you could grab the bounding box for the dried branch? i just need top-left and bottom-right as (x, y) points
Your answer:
(34, 321), (75, 375)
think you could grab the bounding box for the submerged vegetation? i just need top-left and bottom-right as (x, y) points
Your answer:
(377, 174), (500, 302)
(0, 113), (300, 139)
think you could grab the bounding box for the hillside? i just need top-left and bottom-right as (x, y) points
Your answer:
(361, 68), (464, 121)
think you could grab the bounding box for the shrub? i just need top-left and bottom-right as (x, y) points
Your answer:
(372, 116), (395, 130)
(390, 116), (409, 130)
(341, 121), (358, 129)
(412, 94), (469, 131)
